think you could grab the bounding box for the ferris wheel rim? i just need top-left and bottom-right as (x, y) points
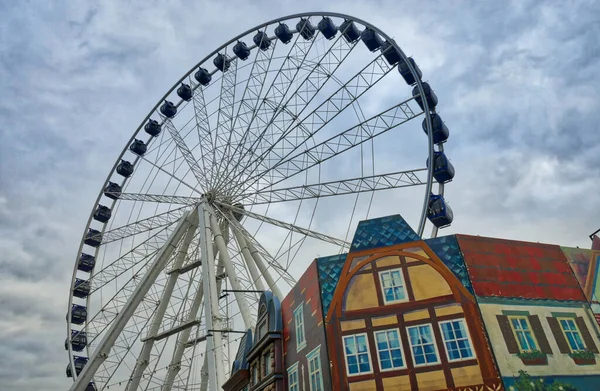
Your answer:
(66, 11), (443, 390)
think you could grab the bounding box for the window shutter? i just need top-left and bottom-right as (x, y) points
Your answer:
(547, 317), (570, 354)
(496, 315), (519, 354)
(528, 315), (552, 354)
(576, 317), (599, 353)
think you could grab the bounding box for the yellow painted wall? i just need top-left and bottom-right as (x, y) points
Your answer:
(344, 274), (379, 311)
(372, 315), (398, 327)
(435, 304), (464, 317)
(451, 365), (484, 387)
(403, 308), (430, 322)
(349, 379), (377, 390)
(341, 319), (366, 331)
(416, 370), (447, 390)
(382, 375), (411, 389)
(409, 264), (452, 301)
(375, 256), (401, 268)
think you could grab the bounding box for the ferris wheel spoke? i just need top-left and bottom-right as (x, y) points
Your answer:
(217, 201), (350, 249)
(236, 53), (395, 194)
(189, 77), (215, 183)
(113, 192), (199, 205)
(97, 205), (191, 245)
(214, 29), (319, 193)
(224, 28), (358, 192)
(238, 99), (422, 196)
(241, 168), (427, 205)
(209, 55), (239, 189)
(212, 32), (279, 193)
(162, 118), (209, 191)
(137, 153), (202, 195)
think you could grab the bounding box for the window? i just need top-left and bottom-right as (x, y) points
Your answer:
(379, 268), (408, 304)
(294, 304), (307, 351)
(343, 334), (372, 375)
(407, 324), (440, 366)
(509, 316), (538, 352)
(287, 363), (299, 391)
(307, 346), (324, 391)
(263, 352), (272, 376)
(439, 319), (475, 361)
(252, 364), (259, 384)
(558, 318), (586, 352)
(374, 329), (405, 370)
(258, 319), (267, 339)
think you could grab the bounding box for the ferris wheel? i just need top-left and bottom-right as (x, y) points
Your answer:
(65, 12), (455, 391)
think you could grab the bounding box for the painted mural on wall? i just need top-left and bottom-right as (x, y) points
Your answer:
(320, 216), (503, 391)
(223, 214), (600, 391)
(281, 260), (332, 391)
(457, 235), (600, 390)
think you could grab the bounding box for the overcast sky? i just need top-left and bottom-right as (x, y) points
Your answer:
(1, 0), (599, 390)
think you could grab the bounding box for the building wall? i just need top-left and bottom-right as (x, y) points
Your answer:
(281, 260), (331, 391)
(324, 241), (502, 391)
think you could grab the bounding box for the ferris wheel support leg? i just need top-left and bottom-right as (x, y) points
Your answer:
(209, 211), (253, 328)
(198, 201), (227, 390)
(242, 229), (283, 299)
(68, 211), (195, 391)
(125, 212), (199, 391)
(230, 224), (266, 292)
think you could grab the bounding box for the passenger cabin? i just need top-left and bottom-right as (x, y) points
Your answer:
(398, 57), (422, 85)
(85, 382), (97, 391)
(65, 330), (87, 352)
(93, 205), (111, 223)
(318, 17), (338, 40)
(413, 83), (438, 111)
(70, 305), (87, 325)
(427, 151), (455, 184)
(160, 100), (177, 118)
(253, 31), (272, 50)
(144, 119), (161, 137)
(296, 18), (316, 40)
(84, 229), (102, 247)
(422, 114), (449, 144)
(194, 68), (212, 86)
(129, 139), (147, 156)
(66, 356), (88, 378)
(381, 40), (401, 65)
(73, 278), (91, 299)
(275, 23), (293, 44)
(340, 20), (361, 43)
(213, 53), (231, 72)
(77, 253), (95, 273)
(177, 83), (193, 101)
(361, 28), (383, 52)
(116, 160), (134, 178)
(233, 41), (251, 60)
(427, 194), (453, 228)
(104, 182), (122, 200)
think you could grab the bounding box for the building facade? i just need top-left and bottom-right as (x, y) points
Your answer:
(224, 214), (600, 391)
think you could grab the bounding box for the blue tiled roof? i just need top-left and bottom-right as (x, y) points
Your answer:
(317, 253), (347, 316)
(424, 235), (473, 294)
(350, 215), (420, 252)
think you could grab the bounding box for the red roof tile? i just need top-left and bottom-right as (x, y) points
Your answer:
(456, 235), (586, 301)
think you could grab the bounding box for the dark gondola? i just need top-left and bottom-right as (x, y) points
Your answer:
(427, 151), (455, 184)
(160, 100), (177, 118)
(340, 20), (361, 43)
(104, 182), (122, 200)
(275, 23), (293, 44)
(233, 41), (251, 60)
(73, 278), (91, 299)
(318, 17), (338, 40)
(422, 114), (449, 144)
(412, 83), (438, 111)
(177, 83), (193, 101)
(361, 28), (383, 52)
(144, 119), (161, 137)
(65, 330), (87, 352)
(84, 229), (102, 247)
(116, 160), (134, 178)
(194, 68), (212, 86)
(296, 18), (316, 40)
(380, 40), (401, 65)
(70, 305), (87, 325)
(93, 205), (111, 223)
(427, 194), (453, 228)
(398, 57), (422, 85)
(253, 31), (272, 50)
(77, 253), (95, 273)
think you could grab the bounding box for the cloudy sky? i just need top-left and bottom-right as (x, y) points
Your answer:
(1, 0), (599, 389)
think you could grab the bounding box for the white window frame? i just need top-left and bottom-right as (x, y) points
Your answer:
(294, 303), (307, 352)
(306, 345), (325, 391)
(438, 319), (476, 362)
(287, 362), (299, 391)
(342, 333), (373, 376)
(406, 323), (441, 367)
(378, 268), (409, 304)
(374, 328), (407, 371)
